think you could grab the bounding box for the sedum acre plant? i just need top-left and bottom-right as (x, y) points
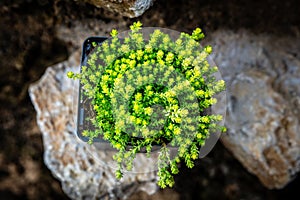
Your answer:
(68, 21), (226, 188)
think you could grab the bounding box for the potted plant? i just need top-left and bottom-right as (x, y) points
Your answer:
(67, 21), (226, 188)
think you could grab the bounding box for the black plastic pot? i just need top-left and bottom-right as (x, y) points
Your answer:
(76, 37), (171, 151)
(77, 37), (108, 143)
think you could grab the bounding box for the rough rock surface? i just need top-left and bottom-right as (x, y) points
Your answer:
(209, 31), (300, 189)
(29, 22), (300, 199)
(79, 0), (154, 18)
(29, 51), (158, 200)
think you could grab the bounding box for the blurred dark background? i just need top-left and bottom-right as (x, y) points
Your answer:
(0, 0), (299, 199)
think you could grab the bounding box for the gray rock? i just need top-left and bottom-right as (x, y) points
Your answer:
(78, 0), (154, 18)
(29, 52), (158, 200)
(30, 21), (300, 194)
(209, 31), (300, 189)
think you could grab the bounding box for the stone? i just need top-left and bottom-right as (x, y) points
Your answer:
(29, 51), (158, 200)
(78, 0), (154, 18)
(31, 19), (300, 193)
(209, 31), (300, 189)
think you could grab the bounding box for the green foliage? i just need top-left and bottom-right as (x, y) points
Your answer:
(68, 21), (226, 188)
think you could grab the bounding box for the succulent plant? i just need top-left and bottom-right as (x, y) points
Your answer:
(68, 21), (226, 188)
